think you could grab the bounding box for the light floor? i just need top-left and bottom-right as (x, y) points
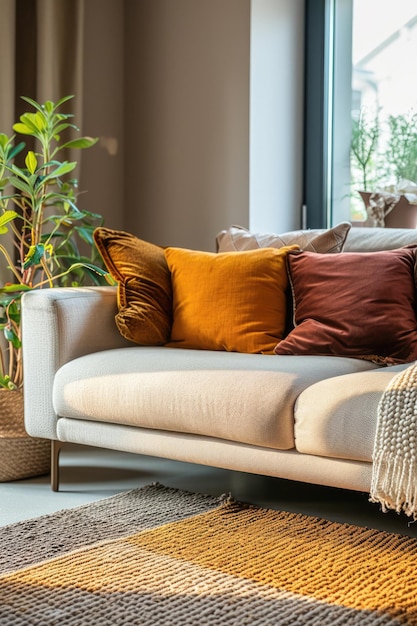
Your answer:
(0, 443), (416, 538)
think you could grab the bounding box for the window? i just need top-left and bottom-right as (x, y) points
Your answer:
(305, 0), (417, 228)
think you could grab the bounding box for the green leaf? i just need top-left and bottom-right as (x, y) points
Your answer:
(9, 163), (30, 179)
(0, 210), (18, 224)
(4, 326), (21, 349)
(44, 161), (77, 180)
(53, 122), (73, 136)
(40, 158), (63, 169)
(0, 191), (18, 202)
(34, 111), (47, 131)
(18, 112), (45, 134)
(0, 284), (31, 294)
(0, 294), (20, 309)
(61, 137), (99, 150)
(82, 266), (114, 286)
(20, 95), (44, 114)
(21, 112), (45, 134)
(43, 100), (54, 114)
(54, 161), (77, 176)
(0, 210), (18, 234)
(8, 141), (26, 161)
(55, 95), (75, 109)
(66, 262), (111, 280)
(0, 375), (17, 391)
(20, 113), (38, 129)
(8, 176), (32, 196)
(76, 226), (95, 246)
(23, 244), (47, 269)
(25, 151), (37, 174)
(12, 122), (34, 136)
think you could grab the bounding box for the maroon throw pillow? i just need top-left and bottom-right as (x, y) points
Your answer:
(274, 247), (417, 364)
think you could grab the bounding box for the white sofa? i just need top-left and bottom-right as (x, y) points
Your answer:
(21, 226), (417, 492)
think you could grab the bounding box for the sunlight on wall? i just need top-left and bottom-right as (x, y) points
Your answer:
(249, 0), (304, 235)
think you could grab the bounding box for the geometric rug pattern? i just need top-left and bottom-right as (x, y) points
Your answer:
(1, 483), (416, 625)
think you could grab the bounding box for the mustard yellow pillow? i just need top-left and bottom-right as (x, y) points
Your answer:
(94, 228), (172, 345)
(165, 246), (298, 354)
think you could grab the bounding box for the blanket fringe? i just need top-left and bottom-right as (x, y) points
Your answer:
(370, 361), (417, 519)
(370, 450), (417, 519)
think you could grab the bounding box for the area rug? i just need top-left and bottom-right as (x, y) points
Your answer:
(1, 483), (417, 625)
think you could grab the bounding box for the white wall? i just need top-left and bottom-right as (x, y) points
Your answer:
(331, 0), (354, 226)
(249, 0), (305, 234)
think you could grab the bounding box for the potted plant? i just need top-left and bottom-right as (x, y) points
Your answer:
(352, 108), (417, 228)
(383, 111), (417, 184)
(351, 108), (380, 194)
(0, 95), (108, 481)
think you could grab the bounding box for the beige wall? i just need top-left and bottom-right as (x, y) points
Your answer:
(80, 0), (125, 232)
(79, 0), (304, 252)
(124, 0), (251, 251)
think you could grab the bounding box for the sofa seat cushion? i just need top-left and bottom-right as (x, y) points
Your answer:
(294, 363), (410, 462)
(53, 347), (378, 451)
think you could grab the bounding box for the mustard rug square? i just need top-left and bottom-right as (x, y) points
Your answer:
(1, 483), (416, 625)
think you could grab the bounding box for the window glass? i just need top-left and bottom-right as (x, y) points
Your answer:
(332, 0), (417, 228)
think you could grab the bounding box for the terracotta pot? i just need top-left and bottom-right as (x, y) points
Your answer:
(359, 191), (417, 229)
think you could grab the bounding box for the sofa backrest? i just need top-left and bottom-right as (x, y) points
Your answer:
(217, 224), (417, 254)
(343, 226), (417, 252)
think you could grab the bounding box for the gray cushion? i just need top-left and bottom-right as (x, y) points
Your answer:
(344, 226), (417, 252)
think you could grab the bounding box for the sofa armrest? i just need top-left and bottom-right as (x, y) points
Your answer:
(21, 286), (130, 439)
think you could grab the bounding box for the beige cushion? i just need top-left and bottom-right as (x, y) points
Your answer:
(216, 223), (351, 253)
(294, 364), (410, 462)
(53, 347), (378, 451)
(344, 226), (417, 252)
(56, 419), (374, 492)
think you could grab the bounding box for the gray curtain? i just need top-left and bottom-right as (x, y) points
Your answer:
(2, 0), (85, 126)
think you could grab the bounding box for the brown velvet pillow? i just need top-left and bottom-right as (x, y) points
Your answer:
(274, 247), (417, 364)
(94, 228), (172, 345)
(216, 222), (351, 253)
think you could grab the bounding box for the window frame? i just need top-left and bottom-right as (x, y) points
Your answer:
(303, 0), (334, 229)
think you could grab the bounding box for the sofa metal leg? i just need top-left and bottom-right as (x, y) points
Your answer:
(51, 440), (64, 492)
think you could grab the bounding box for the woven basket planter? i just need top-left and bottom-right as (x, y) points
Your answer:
(0, 390), (50, 482)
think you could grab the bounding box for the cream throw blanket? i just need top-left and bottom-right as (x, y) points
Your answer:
(370, 361), (417, 519)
